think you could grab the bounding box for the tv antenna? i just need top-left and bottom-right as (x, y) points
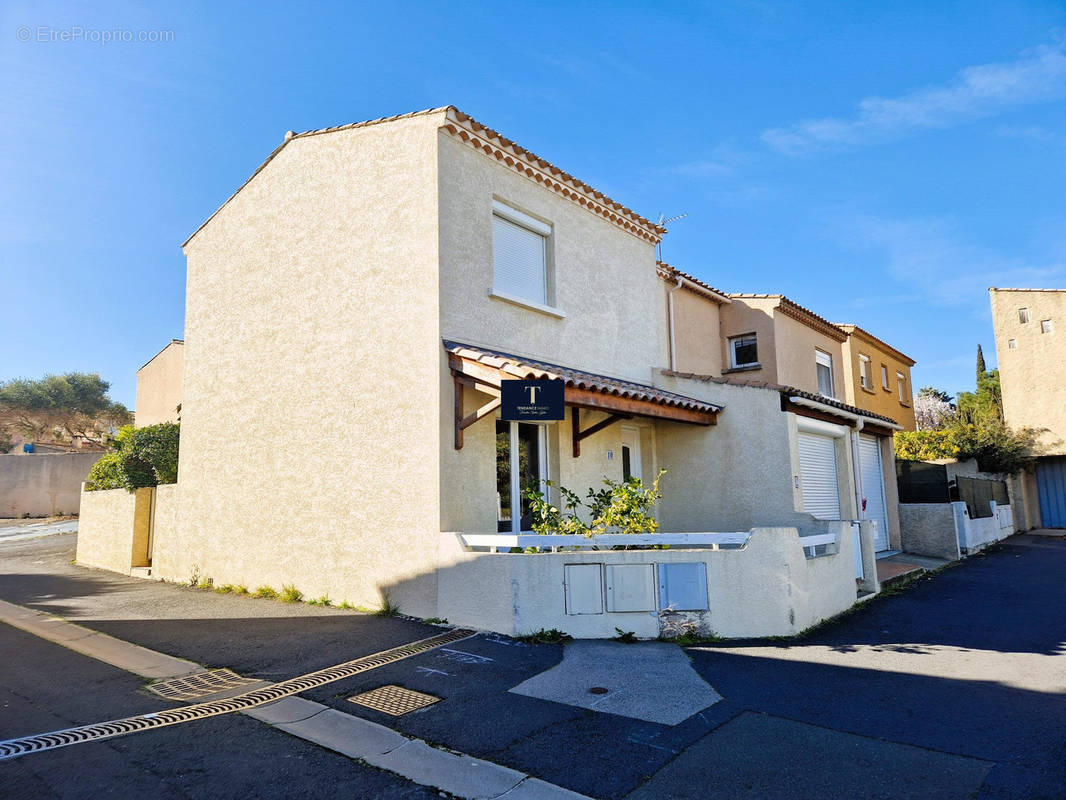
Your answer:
(655, 213), (687, 262)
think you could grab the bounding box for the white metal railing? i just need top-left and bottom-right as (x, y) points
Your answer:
(458, 531), (752, 551)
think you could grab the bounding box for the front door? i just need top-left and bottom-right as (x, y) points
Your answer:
(495, 420), (547, 533)
(858, 434), (890, 551)
(621, 427), (642, 482)
(1036, 457), (1066, 528)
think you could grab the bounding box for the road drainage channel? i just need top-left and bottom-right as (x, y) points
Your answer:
(0, 627), (476, 761)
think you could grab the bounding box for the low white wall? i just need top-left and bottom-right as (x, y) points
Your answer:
(434, 522), (867, 639)
(956, 501), (1013, 554)
(75, 485), (139, 573)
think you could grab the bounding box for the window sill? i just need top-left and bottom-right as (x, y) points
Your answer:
(881, 386), (892, 393)
(861, 385), (877, 395)
(899, 401), (911, 408)
(723, 363), (762, 374)
(488, 289), (566, 319)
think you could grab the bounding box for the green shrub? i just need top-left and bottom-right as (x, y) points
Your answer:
(280, 584), (303, 603)
(84, 423), (180, 491)
(254, 585), (278, 599)
(85, 453), (125, 490)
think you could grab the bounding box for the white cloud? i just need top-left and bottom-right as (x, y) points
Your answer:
(763, 43), (1066, 155)
(835, 214), (1066, 308)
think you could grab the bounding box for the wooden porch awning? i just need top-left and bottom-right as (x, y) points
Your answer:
(446, 340), (721, 450)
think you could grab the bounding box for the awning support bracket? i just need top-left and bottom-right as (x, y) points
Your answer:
(572, 408), (630, 458)
(454, 376), (502, 450)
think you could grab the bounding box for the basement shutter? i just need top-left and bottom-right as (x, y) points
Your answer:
(493, 212), (547, 305)
(799, 432), (841, 520)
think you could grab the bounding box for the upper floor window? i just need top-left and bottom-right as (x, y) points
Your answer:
(1041, 319), (1053, 334)
(897, 372), (908, 404)
(1008, 338), (1018, 349)
(881, 364), (889, 390)
(858, 354), (872, 390)
(1019, 308), (1030, 324)
(815, 350), (834, 398)
(492, 200), (552, 307)
(729, 334), (758, 368)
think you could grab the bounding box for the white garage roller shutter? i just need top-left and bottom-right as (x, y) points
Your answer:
(858, 434), (890, 551)
(799, 432), (841, 520)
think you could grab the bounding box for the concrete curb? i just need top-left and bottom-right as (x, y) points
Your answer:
(0, 597), (592, 799)
(0, 598), (200, 679)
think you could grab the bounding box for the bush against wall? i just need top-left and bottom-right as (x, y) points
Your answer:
(85, 423), (179, 491)
(524, 470), (666, 537)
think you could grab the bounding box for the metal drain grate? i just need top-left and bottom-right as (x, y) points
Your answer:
(348, 685), (440, 716)
(148, 669), (258, 701)
(0, 627), (475, 761)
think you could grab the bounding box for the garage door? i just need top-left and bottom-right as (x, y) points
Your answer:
(858, 434), (890, 551)
(799, 432), (841, 520)
(1036, 457), (1066, 528)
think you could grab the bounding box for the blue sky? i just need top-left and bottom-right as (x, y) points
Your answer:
(3, 1), (1065, 408)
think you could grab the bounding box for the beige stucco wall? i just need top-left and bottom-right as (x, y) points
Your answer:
(718, 297), (778, 383)
(76, 486), (141, 573)
(431, 522), (867, 639)
(436, 129), (669, 535)
(0, 452), (101, 517)
(135, 341), (184, 426)
(772, 312), (845, 398)
(168, 111), (448, 615)
(840, 331), (915, 430)
(436, 132), (665, 384)
(990, 289), (1066, 454)
(668, 283), (724, 376)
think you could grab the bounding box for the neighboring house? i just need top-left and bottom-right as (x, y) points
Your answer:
(989, 287), (1066, 528)
(720, 294), (848, 399)
(660, 267), (904, 555)
(78, 107), (898, 638)
(836, 325), (917, 431)
(135, 339), (183, 426)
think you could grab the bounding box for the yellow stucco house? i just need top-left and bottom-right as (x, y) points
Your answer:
(836, 325), (916, 432)
(78, 107), (910, 638)
(990, 287), (1066, 529)
(135, 339), (184, 427)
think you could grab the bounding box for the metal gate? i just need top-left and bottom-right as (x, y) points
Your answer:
(1036, 457), (1066, 528)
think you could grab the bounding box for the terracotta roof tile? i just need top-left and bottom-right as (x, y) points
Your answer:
(446, 341), (722, 414)
(656, 262), (730, 303)
(727, 294), (847, 342)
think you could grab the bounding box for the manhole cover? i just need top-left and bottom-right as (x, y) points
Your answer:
(348, 685), (440, 716)
(147, 669), (259, 701)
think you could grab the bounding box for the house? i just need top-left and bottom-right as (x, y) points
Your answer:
(836, 325), (917, 431)
(989, 287), (1066, 528)
(135, 339), (183, 426)
(78, 107), (894, 638)
(660, 270), (905, 555)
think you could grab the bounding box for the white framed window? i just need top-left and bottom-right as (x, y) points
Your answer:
(729, 334), (758, 368)
(897, 372), (908, 403)
(881, 364), (889, 390)
(495, 419), (548, 534)
(1041, 319), (1053, 334)
(1019, 308), (1030, 323)
(858, 354), (872, 390)
(492, 200), (552, 307)
(815, 350), (834, 398)
(1008, 338), (1018, 349)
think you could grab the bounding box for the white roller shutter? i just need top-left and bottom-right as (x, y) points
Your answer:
(858, 434), (890, 551)
(492, 214), (547, 304)
(799, 432), (841, 520)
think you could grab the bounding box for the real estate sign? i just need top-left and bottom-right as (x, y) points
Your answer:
(500, 379), (564, 421)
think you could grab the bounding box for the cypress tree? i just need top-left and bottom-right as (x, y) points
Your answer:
(976, 344), (986, 381)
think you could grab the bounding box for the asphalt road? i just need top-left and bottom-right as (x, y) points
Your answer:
(1, 529), (1064, 799)
(0, 623), (441, 799)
